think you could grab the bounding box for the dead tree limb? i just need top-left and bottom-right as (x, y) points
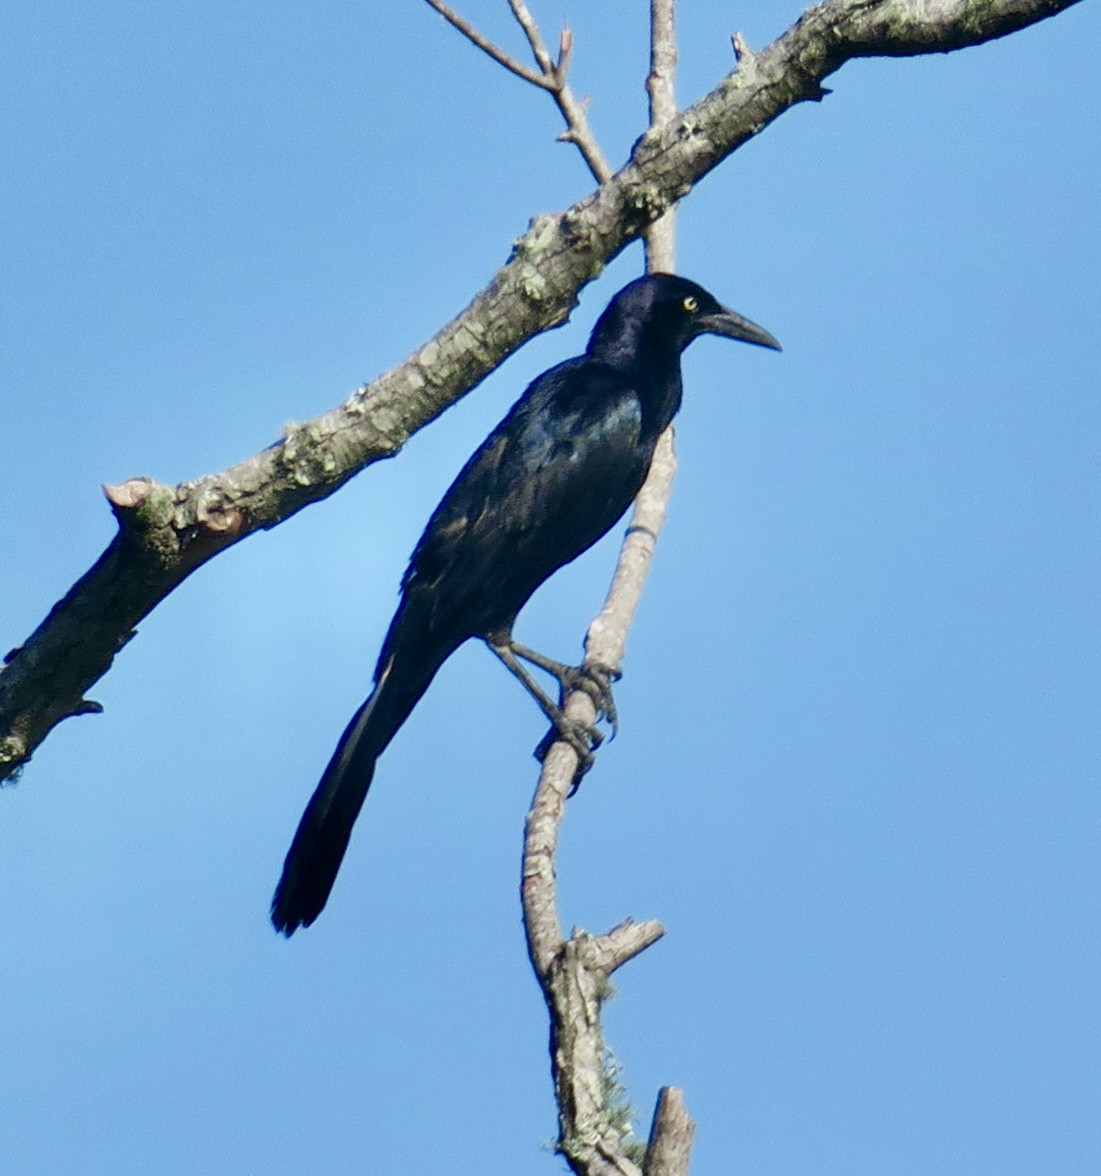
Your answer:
(1, 0), (1083, 779)
(423, 0), (612, 181)
(517, 3), (697, 1172)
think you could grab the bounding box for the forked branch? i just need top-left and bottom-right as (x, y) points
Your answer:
(1, 0), (1082, 786)
(424, 0), (612, 181)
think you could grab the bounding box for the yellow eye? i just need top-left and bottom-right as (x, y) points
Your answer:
(682, 295), (699, 313)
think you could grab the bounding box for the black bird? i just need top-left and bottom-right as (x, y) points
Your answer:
(272, 273), (780, 935)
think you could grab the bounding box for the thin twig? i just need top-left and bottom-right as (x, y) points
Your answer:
(556, 26), (574, 84)
(423, 0), (550, 87)
(424, 0), (613, 183)
(508, 0), (556, 73)
(552, 73), (613, 183)
(6, 0), (1077, 778)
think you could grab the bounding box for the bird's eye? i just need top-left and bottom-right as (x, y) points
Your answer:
(682, 295), (699, 313)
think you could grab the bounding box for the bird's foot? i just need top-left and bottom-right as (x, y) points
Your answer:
(572, 661), (621, 739)
(507, 642), (621, 737)
(533, 713), (604, 793)
(537, 663), (621, 794)
(545, 661), (621, 742)
(491, 638), (621, 790)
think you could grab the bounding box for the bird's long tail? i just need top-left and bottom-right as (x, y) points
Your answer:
(271, 636), (451, 935)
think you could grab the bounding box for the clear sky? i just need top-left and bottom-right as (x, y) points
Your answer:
(3, 2), (1099, 1173)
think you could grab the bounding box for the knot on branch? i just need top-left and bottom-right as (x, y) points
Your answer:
(541, 920), (667, 1173)
(70, 698), (104, 717)
(558, 206), (600, 253)
(103, 477), (181, 567)
(629, 124), (673, 168)
(513, 213), (565, 260)
(193, 491), (246, 536)
(0, 732), (28, 777)
(549, 933), (644, 1172)
(103, 476), (172, 517)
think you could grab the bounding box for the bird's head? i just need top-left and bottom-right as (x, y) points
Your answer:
(588, 273), (781, 365)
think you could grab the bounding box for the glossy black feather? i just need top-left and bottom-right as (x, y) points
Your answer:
(397, 359), (647, 640)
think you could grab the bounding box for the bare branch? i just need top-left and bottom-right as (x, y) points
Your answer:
(521, 741), (570, 977)
(425, 0), (613, 182)
(3, 0), (1083, 776)
(592, 918), (666, 974)
(552, 78), (613, 184)
(556, 26), (574, 83)
(645, 0), (678, 271)
(520, 7), (687, 1174)
(585, 427), (676, 677)
(644, 1088), (696, 1176)
(522, 748), (656, 1171)
(422, 0), (550, 87)
(503, 1), (613, 182)
(508, 0), (557, 74)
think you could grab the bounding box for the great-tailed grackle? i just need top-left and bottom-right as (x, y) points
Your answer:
(271, 273), (780, 935)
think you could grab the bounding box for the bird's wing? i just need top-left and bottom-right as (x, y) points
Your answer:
(400, 358), (646, 628)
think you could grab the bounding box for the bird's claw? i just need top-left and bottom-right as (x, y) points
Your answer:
(500, 641), (622, 790)
(533, 715), (603, 793)
(548, 660), (620, 732)
(574, 662), (621, 738)
(535, 661), (621, 793)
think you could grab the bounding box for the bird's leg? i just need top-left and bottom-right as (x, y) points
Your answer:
(507, 639), (621, 738)
(486, 639), (603, 777)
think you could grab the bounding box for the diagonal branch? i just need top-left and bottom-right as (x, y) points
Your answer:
(1, 0), (1083, 780)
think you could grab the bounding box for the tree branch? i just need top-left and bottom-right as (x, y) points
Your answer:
(518, 4), (695, 1171)
(423, 0), (550, 88)
(644, 0), (678, 274)
(520, 352), (679, 1174)
(425, 0), (613, 181)
(507, 0), (557, 74)
(644, 1088), (696, 1176)
(1, 0), (1082, 780)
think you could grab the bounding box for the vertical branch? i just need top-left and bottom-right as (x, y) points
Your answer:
(644, 0), (678, 273)
(645, 1088), (697, 1176)
(638, 5), (697, 1174)
(520, 3), (696, 1175)
(587, 0), (682, 682)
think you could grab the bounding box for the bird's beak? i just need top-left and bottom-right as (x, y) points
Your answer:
(697, 307), (782, 352)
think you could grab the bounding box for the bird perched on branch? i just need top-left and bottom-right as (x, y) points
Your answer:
(272, 273), (780, 935)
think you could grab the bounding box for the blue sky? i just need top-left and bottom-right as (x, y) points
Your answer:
(3, 2), (1099, 1172)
